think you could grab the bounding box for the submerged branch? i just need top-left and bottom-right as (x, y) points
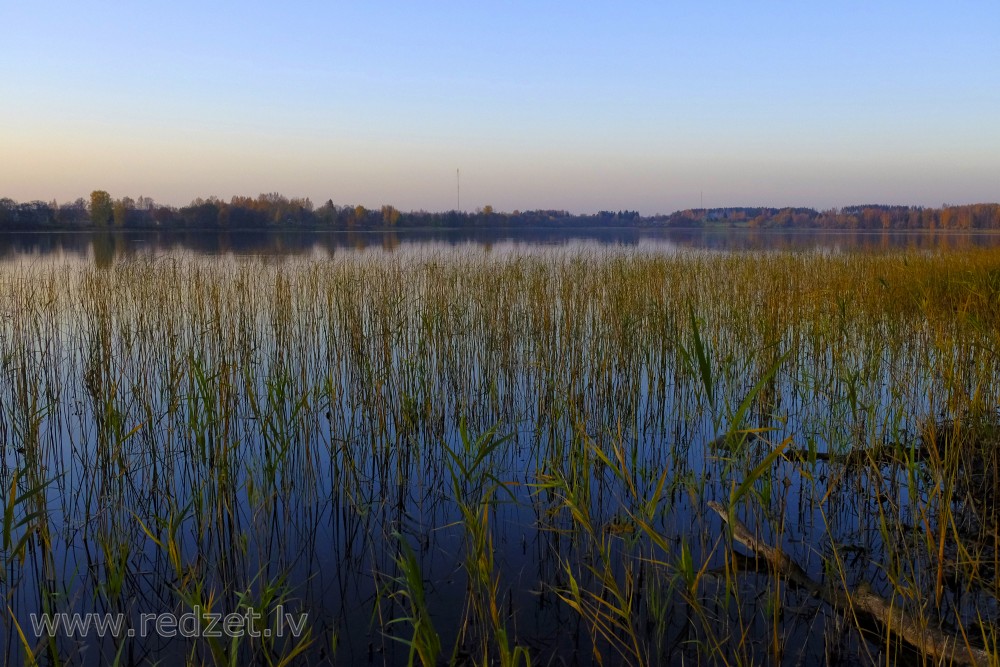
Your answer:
(707, 501), (993, 667)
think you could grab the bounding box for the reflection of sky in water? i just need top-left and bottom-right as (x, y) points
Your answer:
(1, 245), (997, 665)
(3, 227), (1000, 265)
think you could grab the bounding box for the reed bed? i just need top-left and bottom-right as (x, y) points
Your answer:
(1, 244), (999, 665)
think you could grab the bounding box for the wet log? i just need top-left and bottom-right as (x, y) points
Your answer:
(707, 500), (992, 667)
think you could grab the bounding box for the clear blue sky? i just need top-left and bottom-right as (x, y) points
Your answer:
(2, 1), (998, 214)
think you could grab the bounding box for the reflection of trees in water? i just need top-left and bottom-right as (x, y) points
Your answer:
(381, 231), (399, 251)
(348, 231), (367, 251)
(0, 228), (998, 263)
(91, 233), (116, 268)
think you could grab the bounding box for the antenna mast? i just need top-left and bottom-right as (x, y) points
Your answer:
(457, 169), (461, 211)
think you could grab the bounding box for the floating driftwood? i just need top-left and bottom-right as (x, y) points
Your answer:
(707, 500), (993, 667)
(784, 442), (929, 467)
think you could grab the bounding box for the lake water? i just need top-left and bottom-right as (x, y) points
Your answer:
(3, 226), (1000, 264)
(1, 229), (999, 666)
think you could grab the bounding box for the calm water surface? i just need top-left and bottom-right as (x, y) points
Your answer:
(3, 226), (1000, 263)
(1, 230), (998, 666)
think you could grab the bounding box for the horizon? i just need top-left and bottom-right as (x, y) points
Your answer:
(2, 3), (998, 214)
(6, 191), (1000, 219)
(8, 190), (1000, 225)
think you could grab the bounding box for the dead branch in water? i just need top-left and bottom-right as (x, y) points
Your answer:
(707, 500), (993, 667)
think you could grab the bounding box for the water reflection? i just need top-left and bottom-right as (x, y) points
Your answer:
(1, 243), (997, 665)
(2, 227), (1000, 262)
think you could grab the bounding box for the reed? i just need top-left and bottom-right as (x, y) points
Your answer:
(0, 245), (998, 664)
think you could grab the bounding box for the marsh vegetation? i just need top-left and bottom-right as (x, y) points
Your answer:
(2, 243), (1000, 665)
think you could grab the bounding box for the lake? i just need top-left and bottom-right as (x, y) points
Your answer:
(3, 226), (1000, 264)
(1, 229), (999, 665)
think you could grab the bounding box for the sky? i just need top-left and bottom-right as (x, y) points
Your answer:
(1, 1), (998, 215)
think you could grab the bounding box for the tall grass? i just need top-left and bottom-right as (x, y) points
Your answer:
(0, 244), (998, 664)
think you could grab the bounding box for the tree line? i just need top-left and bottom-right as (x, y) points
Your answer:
(2, 192), (999, 231)
(652, 204), (1000, 230)
(0, 192), (576, 230)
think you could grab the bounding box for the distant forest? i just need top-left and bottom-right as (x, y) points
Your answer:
(3, 191), (1000, 231)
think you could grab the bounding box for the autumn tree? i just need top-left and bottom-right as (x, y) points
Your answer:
(381, 204), (400, 226)
(351, 204), (367, 226)
(90, 190), (113, 226)
(939, 207), (951, 229)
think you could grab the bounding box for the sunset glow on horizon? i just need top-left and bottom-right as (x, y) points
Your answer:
(2, 1), (998, 214)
